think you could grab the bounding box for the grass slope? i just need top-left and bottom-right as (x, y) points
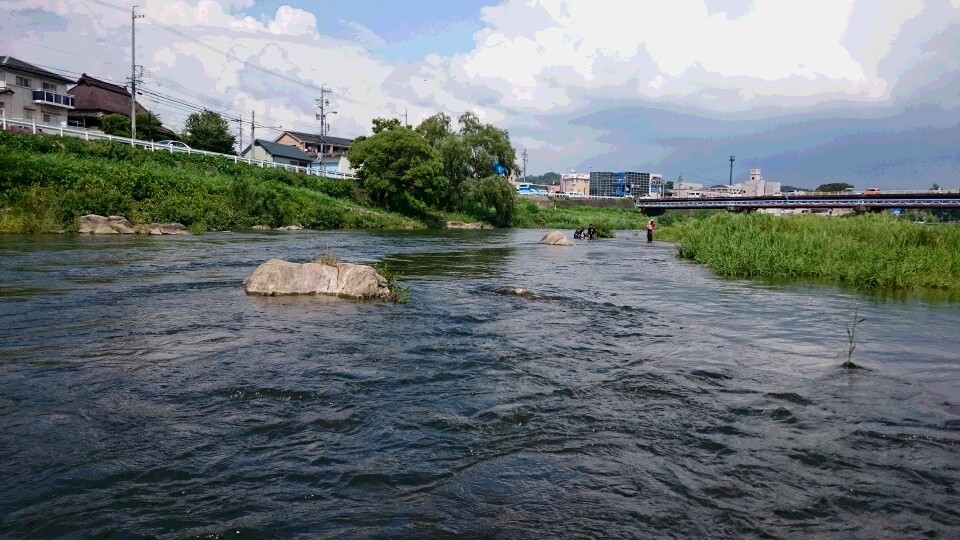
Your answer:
(0, 131), (423, 233)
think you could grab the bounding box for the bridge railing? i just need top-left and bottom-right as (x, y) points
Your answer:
(0, 116), (357, 180)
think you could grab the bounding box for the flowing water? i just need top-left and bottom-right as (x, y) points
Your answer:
(1, 230), (959, 538)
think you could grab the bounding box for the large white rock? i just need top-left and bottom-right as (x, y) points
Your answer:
(244, 259), (390, 299)
(539, 231), (574, 246)
(78, 214), (135, 234)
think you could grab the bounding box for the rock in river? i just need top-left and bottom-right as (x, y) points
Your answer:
(540, 231), (573, 246)
(244, 259), (390, 299)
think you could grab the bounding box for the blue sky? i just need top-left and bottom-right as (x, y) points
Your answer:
(2, 0), (959, 189)
(244, 0), (488, 61)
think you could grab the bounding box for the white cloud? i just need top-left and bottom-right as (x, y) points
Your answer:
(1, 0), (957, 178)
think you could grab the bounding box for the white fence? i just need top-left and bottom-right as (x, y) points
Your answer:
(0, 116), (357, 181)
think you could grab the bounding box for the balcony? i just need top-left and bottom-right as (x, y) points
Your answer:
(32, 89), (75, 109)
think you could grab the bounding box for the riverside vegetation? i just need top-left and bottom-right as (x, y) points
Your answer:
(0, 128), (644, 234)
(657, 211), (960, 290)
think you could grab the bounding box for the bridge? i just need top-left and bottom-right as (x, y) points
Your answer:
(635, 192), (960, 211)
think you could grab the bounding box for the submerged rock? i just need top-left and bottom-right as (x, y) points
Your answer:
(539, 231), (573, 246)
(443, 220), (489, 229)
(244, 259), (390, 299)
(491, 285), (547, 300)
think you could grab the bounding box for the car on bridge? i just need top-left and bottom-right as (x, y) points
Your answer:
(864, 187), (882, 195)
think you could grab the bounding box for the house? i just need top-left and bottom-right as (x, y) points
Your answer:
(0, 55), (75, 126)
(308, 154), (355, 176)
(274, 130), (353, 159)
(67, 73), (154, 131)
(241, 138), (313, 167)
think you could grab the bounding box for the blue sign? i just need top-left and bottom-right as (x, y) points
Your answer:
(493, 158), (507, 176)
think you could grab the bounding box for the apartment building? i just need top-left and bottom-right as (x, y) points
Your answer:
(0, 56), (75, 126)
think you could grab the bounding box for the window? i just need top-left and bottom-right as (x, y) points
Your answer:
(16, 76), (32, 88)
(42, 112), (53, 124)
(0, 101), (5, 117)
(23, 109), (34, 121)
(42, 81), (58, 92)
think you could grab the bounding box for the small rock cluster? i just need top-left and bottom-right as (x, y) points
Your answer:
(78, 214), (189, 235)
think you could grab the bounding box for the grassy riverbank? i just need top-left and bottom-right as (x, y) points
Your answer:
(0, 131), (423, 233)
(0, 131), (654, 234)
(513, 200), (649, 231)
(658, 212), (960, 289)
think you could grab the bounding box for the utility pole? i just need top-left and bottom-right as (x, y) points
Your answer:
(233, 116), (243, 152)
(521, 148), (528, 182)
(729, 155), (736, 186)
(250, 110), (255, 143)
(404, 108), (408, 128)
(315, 85), (335, 158)
(130, 5), (144, 145)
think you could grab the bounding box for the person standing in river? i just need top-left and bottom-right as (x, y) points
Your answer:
(646, 219), (656, 243)
(587, 224), (596, 240)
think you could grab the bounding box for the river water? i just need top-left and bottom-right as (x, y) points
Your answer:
(1, 230), (958, 538)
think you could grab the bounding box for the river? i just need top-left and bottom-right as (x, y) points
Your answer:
(1, 230), (958, 538)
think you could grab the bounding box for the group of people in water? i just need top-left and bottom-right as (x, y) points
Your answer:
(572, 220), (657, 242)
(572, 224), (596, 240)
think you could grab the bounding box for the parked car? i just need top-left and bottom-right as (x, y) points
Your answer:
(154, 140), (190, 150)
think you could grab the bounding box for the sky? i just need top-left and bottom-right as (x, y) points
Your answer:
(1, 0), (959, 189)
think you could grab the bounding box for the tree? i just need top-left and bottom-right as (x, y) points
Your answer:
(348, 126), (447, 213)
(415, 111), (518, 209)
(815, 182), (855, 192)
(182, 109), (236, 154)
(457, 111), (517, 180)
(371, 117), (404, 134)
(931, 183), (941, 190)
(458, 175), (517, 227)
(101, 112), (165, 141)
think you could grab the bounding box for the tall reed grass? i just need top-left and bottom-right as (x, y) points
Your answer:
(659, 212), (960, 289)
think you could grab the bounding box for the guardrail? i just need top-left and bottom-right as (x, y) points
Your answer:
(0, 116), (357, 181)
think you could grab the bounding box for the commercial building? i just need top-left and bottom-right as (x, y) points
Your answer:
(588, 171), (662, 197)
(742, 168), (781, 197)
(0, 55), (75, 126)
(560, 172), (589, 196)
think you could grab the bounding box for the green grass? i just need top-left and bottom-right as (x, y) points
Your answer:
(0, 130), (423, 233)
(658, 212), (960, 289)
(512, 200), (650, 230)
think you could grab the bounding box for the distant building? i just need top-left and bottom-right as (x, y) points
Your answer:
(672, 175), (704, 198)
(560, 172), (589, 196)
(241, 138), (313, 167)
(704, 184), (746, 197)
(274, 130), (353, 160)
(742, 168), (782, 197)
(589, 171), (662, 197)
(0, 55), (75, 126)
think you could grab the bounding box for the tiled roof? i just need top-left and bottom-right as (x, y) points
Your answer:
(252, 139), (313, 162)
(281, 130), (353, 147)
(0, 56), (74, 84)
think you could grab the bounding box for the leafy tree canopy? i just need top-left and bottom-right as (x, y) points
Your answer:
(815, 182), (855, 192)
(182, 109), (236, 154)
(371, 117), (404, 134)
(458, 175), (517, 227)
(348, 126), (447, 214)
(101, 112), (165, 141)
